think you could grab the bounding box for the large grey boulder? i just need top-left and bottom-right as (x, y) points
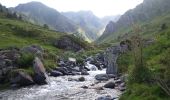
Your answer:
(104, 81), (115, 89)
(104, 46), (121, 75)
(33, 57), (48, 85)
(96, 95), (113, 100)
(10, 70), (34, 87)
(95, 74), (109, 81)
(50, 70), (63, 77)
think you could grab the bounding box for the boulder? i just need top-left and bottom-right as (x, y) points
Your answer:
(54, 36), (83, 52)
(104, 81), (115, 89)
(10, 70), (34, 87)
(81, 85), (88, 89)
(50, 70), (63, 77)
(78, 77), (85, 82)
(96, 95), (113, 100)
(104, 46), (121, 75)
(54, 67), (69, 75)
(95, 74), (109, 81)
(33, 57), (48, 85)
(81, 69), (89, 75)
(21, 45), (43, 59)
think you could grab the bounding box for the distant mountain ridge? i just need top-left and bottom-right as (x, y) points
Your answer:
(62, 11), (103, 40)
(98, 0), (170, 43)
(12, 1), (78, 33)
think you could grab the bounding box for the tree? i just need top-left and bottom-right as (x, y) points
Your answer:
(129, 25), (151, 84)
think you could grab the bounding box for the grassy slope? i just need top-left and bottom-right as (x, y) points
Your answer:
(116, 15), (170, 100)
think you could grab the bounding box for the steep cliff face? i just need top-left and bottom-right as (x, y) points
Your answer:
(98, 0), (170, 43)
(99, 21), (116, 41)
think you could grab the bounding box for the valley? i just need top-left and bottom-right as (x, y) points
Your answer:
(0, 0), (170, 100)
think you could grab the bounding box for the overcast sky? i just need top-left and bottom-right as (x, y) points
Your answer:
(0, 0), (143, 18)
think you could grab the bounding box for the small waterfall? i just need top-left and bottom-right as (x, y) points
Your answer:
(85, 61), (98, 71)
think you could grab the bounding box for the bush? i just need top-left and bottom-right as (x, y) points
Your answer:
(17, 52), (34, 68)
(120, 83), (169, 100)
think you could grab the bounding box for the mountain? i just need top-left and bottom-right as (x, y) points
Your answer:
(97, 0), (170, 43)
(62, 11), (103, 40)
(12, 1), (78, 33)
(101, 15), (121, 26)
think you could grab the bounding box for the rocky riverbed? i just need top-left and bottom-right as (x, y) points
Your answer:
(0, 70), (121, 100)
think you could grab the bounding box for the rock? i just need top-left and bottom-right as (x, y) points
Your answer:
(50, 70), (63, 77)
(95, 74), (109, 81)
(68, 57), (76, 62)
(78, 77), (85, 82)
(71, 71), (81, 75)
(119, 86), (126, 91)
(81, 69), (89, 75)
(105, 46), (121, 75)
(54, 67), (69, 75)
(114, 79), (122, 84)
(81, 85), (88, 89)
(10, 70), (34, 87)
(94, 87), (104, 90)
(68, 77), (77, 81)
(104, 81), (115, 89)
(21, 45), (43, 59)
(33, 57), (48, 85)
(96, 95), (113, 100)
(54, 36), (83, 52)
(0, 48), (20, 83)
(85, 61), (98, 71)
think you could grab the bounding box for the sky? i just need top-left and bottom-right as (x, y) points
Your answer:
(0, 0), (143, 18)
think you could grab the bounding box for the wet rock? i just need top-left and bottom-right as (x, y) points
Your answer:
(118, 86), (126, 91)
(114, 79), (122, 84)
(71, 71), (81, 75)
(94, 87), (104, 90)
(78, 77), (85, 82)
(95, 74), (109, 81)
(81, 69), (89, 75)
(85, 61), (98, 71)
(96, 95), (113, 100)
(10, 70), (34, 87)
(54, 67), (69, 75)
(33, 57), (48, 85)
(81, 85), (88, 89)
(104, 81), (115, 89)
(50, 70), (63, 77)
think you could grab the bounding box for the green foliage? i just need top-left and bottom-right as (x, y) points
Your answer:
(44, 60), (57, 71)
(13, 26), (41, 37)
(120, 83), (170, 100)
(117, 52), (132, 74)
(17, 52), (34, 68)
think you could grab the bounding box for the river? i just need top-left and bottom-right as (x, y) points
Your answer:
(0, 70), (121, 100)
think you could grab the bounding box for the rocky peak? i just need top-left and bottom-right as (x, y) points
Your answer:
(102, 21), (116, 36)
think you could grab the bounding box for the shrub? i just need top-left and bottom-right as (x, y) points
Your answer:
(17, 52), (34, 68)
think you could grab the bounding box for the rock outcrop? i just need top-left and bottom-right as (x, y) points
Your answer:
(21, 45), (44, 59)
(33, 57), (48, 85)
(54, 36), (83, 52)
(0, 48), (20, 83)
(10, 70), (34, 87)
(104, 43), (128, 75)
